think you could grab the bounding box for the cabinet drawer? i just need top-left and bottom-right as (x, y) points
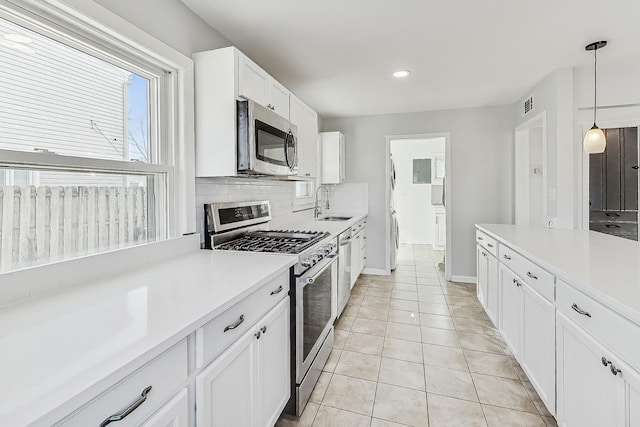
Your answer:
(476, 230), (498, 257)
(196, 271), (289, 368)
(352, 218), (367, 234)
(499, 245), (554, 302)
(557, 280), (640, 369)
(57, 340), (188, 427)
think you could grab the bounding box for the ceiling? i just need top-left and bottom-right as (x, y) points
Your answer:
(181, 0), (640, 119)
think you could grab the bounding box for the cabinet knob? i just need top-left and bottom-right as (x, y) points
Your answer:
(526, 272), (538, 280)
(503, 255), (512, 260)
(610, 364), (621, 376)
(255, 331), (262, 339)
(260, 326), (267, 334)
(601, 357), (611, 367)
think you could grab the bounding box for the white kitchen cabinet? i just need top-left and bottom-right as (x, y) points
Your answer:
(257, 298), (291, 427)
(351, 232), (361, 288)
(557, 313), (620, 427)
(238, 53), (289, 119)
(196, 298), (290, 427)
(486, 254), (499, 326)
(140, 389), (189, 427)
(521, 282), (556, 413)
(194, 47), (307, 177)
(290, 95), (319, 178)
(476, 245), (488, 308)
(498, 265), (523, 358)
(320, 131), (346, 184)
(434, 211), (446, 248)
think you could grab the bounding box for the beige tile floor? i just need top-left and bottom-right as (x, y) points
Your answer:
(278, 244), (558, 427)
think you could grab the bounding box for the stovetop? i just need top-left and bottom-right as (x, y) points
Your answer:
(215, 230), (329, 254)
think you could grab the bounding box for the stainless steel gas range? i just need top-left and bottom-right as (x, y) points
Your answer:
(204, 201), (337, 416)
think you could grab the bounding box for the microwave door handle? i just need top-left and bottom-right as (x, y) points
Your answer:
(284, 130), (296, 171)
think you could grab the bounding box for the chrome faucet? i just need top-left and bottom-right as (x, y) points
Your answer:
(314, 186), (330, 218)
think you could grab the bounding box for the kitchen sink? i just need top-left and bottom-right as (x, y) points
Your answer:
(319, 216), (353, 221)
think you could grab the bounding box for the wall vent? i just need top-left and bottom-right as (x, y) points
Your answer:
(523, 95), (535, 117)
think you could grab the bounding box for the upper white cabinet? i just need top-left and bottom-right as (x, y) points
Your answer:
(193, 47), (316, 177)
(320, 131), (346, 184)
(290, 95), (319, 178)
(237, 54), (290, 119)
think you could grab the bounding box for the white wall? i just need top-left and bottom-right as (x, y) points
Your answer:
(514, 69), (574, 229)
(391, 138), (445, 245)
(323, 105), (514, 279)
(93, 0), (231, 56)
(326, 183), (370, 213)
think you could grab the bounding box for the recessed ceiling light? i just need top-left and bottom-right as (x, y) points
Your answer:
(393, 70), (411, 78)
(4, 33), (32, 44)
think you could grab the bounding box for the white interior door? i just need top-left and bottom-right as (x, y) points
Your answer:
(515, 112), (547, 226)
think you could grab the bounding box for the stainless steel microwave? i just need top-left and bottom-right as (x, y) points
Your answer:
(237, 99), (298, 176)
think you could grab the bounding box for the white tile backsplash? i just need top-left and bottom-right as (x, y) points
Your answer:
(326, 183), (369, 213)
(196, 177), (297, 243)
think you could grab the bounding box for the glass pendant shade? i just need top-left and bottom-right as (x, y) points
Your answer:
(583, 125), (606, 154)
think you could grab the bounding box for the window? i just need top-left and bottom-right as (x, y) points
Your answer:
(0, 4), (190, 272)
(293, 180), (316, 211)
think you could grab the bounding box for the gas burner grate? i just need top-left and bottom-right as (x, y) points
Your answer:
(215, 230), (329, 254)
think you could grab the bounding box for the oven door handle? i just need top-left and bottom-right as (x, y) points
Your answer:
(300, 254), (337, 286)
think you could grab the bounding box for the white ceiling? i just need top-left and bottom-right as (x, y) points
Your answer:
(181, 0), (640, 119)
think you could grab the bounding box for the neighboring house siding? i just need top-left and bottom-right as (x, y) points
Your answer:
(0, 19), (130, 172)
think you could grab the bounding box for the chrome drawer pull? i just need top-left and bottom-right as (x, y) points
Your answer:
(503, 255), (512, 260)
(100, 386), (152, 427)
(478, 236), (484, 240)
(526, 272), (538, 280)
(270, 285), (284, 295)
(260, 326), (267, 334)
(224, 315), (245, 332)
(601, 356), (611, 367)
(610, 364), (621, 376)
(487, 243), (494, 248)
(571, 303), (591, 318)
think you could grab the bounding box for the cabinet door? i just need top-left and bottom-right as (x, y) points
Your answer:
(269, 79), (290, 119)
(476, 245), (488, 308)
(499, 265), (522, 358)
(257, 298), (291, 427)
(238, 54), (269, 107)
(339, 133), (346, 183)
(485, 254), (499, 327)
(290, 96), (318, 178)
(557, 313), (620, 427)
(622, 360), (640, 427)
(196, 327), (256, 427)
(140, 389), (189, 427)
(521, 283), (556, 415)
(351, 234), (361, 287)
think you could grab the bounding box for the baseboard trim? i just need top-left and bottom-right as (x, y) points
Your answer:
(362, 268), (387, 276)
(451, 275), (477, 284)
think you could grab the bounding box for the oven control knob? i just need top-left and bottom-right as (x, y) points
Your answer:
(301, 259), (314, 268)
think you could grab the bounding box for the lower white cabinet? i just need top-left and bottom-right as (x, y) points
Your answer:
(498, 264), (555, 414)
(476, 245), (498, 326)
(196, 298), (290, 427)
(521, 282), (555, 412)
(140, 389), (189, 427)
(498, 265), (523, 358)
(557, 313), (619, 427)
(557, 312), (640, 427)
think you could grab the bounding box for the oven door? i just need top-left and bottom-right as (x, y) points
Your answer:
(238, 100), (297, 176)
(296, 254), (337, 383)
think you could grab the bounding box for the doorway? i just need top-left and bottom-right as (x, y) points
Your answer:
(387, 135), (448, 275)
(588, 127), (639, 241)
(515, 112), (548, 226)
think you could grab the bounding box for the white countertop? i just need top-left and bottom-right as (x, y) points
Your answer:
(477, 224), (640, 325)
(0, 249), (296, 426)
(270, 211), (368, 238)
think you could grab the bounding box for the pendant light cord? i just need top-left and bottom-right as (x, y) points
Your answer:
(593, 47), (597, 125)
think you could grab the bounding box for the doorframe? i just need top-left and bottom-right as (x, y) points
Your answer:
(514, 111), (547, 225)
(579, 108), (640, 230)
(385, 132), (452, 280)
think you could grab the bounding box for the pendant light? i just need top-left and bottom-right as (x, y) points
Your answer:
(583, 41), (607, 154)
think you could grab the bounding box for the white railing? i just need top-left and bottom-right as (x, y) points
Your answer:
(0, 185), (147, 271)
